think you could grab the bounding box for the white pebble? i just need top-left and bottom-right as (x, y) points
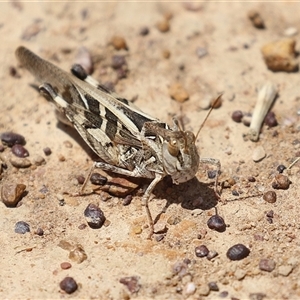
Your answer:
(252, 146), (266, 162)
(185, 282), (196, 295)
(284, 27), (298, 37)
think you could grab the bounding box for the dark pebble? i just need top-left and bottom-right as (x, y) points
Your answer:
(267, 217), (273, 224)
(232, 190), (239, 196)
(272, 174), (291, 190)
(231, 110), (243, 123)
(43, 147), (52, 156)
(207, 215), (226, 232)
(207, 169), (217, 179)
(208, 281), (219, 291)
(123, 194), (133, 206)
(195, 245), (209, 257)
(76, 175), (85, 185)
(84, 203), (105, 228)
(119, 276), (141, 293)
(259, 258), (276, 272)
(263, 191), (277, 203)
(266, 210), (274, 218)
(15, 221), (30, 234)
(264, 111), (278, 127)
(59, 277), (78, 294)
(276, 164), (286, 173)
(90, 173), (107, 185)
(1, 132), (25, 147)
(111, 55), (126, 69)
(35, 228), (44, 236)
(248, 176), (256, 182)
(11, 144), (29, 158)
(139, 26), (149, 36)
(226, 243), (250, 261)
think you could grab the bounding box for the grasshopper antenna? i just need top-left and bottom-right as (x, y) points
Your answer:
(195, 94), (222, 140)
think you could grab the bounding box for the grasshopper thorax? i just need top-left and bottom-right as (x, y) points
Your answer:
(162, 130), (199, 184)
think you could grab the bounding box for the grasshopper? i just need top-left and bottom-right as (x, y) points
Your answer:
(15, 46), (220, 237)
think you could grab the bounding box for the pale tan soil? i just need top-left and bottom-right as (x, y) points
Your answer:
(1, 2), (300, 300)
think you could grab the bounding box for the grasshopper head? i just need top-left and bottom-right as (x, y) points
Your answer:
(162, 130), (199, 184)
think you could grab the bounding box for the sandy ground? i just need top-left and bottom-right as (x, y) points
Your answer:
(1, 2), (300, 299)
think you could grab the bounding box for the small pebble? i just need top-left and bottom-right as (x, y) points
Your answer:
(139, 26), (149, 36)
(58, 154), (65, 162)
(261, 38), (298, 72)
(232, 110), (244, 123)
(169, 82), (189, 102)
(59, 277), (78, 294)
(10, 157), (31, 168)
(111, 36), (128, 50)
(156, 19), (170, 33)
(242, 114), (252, 127)
(69, 245), (87, 263)
(266, 210), (274, 218)
(15, 221), (30, 234)
(90, 173), (107, 185)
(247, 10), (265, 29)
(219, 291), (229, 298)
(195, 245), (209, 257)
(32, 155), (45, 166)
(78, 223), (87, 230)
(122, 194), (133, 206)
(35, 228), (44, 236)
(278, 265), (293, 276)
(264, 111), (278, 127)
(232, 190), (240, 196)
(43, 147), (52, 156)
(76, 175), (85, 185)
(259, 258), (276, 272)
(111, 55), (127, 69)
(276, 164), (286, 173)
(284, 27), (298, 37)
(196, 47), (208, 58)
(207, 250), (218, 260)
(185, 282), (196, 295)
(1, 183), (26, 207)
(208, 281), (219, 292)
(1, 132), (25, 147)
(263, 191), (277, 203)
(226, 243), (250, 261)
(84, 203), (105, 228)
(207, 215), (226, 232)
(60, 262), (72, 270)
(119, 276), (141, 293)
(252, 146), (266, 162)
(272, 174), (291, 190)
(248, 176), (256, 182)
(11, 144), (29, 158)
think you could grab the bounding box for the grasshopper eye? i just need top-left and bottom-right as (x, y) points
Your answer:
(168, 138), (179, 157)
